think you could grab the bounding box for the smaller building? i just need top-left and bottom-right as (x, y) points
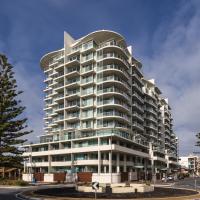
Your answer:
(179, 155), (200, 176)
(0, 167), (21, 179)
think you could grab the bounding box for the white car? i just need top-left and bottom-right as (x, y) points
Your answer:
(162, 176), (174, 182)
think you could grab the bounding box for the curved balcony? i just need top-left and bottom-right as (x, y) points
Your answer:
(97, 63), (130, 80)
(97, 99), (130, 113)
(97, 87), (131, 103)
(97, 75), (130, 91)
(96, 122), (131, 132)
(97, 52), (130, 69)
(98, 40), (129, 59)
(97, 110), (131, 124)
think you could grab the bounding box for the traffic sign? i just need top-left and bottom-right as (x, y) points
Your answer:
(92, 182), (99, 190)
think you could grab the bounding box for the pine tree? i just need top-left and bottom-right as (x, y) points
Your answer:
(0, 54), (32, 168)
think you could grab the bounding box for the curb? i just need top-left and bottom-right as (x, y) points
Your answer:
(16, 192), (42, 200)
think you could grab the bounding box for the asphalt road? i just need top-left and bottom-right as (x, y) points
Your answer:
(0, 187), (24, 200)
(174, 177), (200, 190)
(0, 179), (200, 200)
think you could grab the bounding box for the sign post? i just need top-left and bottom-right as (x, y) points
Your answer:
(92, 182), (99, 199)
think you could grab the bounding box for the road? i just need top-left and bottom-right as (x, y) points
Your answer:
(0, 187), (26, 200)
(0, 179), (200, 200)
(174, 177), (200, 190)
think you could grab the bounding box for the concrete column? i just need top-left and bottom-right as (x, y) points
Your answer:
(109, 151), (112, 173)
(104, 153), (107, 173)
(98, 137), (101, 174)
(123, 154), (127, 172)
(98, 151), (101, 174)
(117, 153), (120, 173)
(48, 155), (52, 174)
(109, 137), (112, 145)
(144, 159), (147, 180)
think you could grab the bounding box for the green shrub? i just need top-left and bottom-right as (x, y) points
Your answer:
(0, 179), (28, 186)
(15, 180), (29, 186)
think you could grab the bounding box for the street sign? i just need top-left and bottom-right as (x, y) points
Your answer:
(92, 182), (99, 199)
(92, 182), (99, 190)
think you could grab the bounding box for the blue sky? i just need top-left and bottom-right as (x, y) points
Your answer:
(0, 0), (200, 156)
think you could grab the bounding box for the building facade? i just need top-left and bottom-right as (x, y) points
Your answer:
(22, 30), (178, 183)
(179, 155), (200, 176)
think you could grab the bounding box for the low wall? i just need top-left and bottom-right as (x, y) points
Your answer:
(92, 173), (121, 183)
(54, 173), (66, 182)
(77, 186), (105, 193)
(44, 174), (54, 182)
(130, 184), (154, 193)
(77, 172), (92, 182)
(34, 173), (44, 182)
(22, 173), (33, 182)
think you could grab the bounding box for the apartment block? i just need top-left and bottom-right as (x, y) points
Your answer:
(22, 30), (178, 183)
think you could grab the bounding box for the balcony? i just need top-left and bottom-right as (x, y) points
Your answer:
(97, 75), (130, 90)
(132, 122), (144, 131)
(132, 112), (144, 122)
(132, 92), (144, 103)
(81, 54), (95, 64)
(65, 102), (80, 111)
(66, 90), (80, 99)
(97, 52), (129, 69)
(97, 110), (131, 123)
(98, 40), (129, 59)
(65, 79), (80, 88)
(97, 64), (130, 80)
(97, 87), (131, 102)
(81, 77), (94, 86)
(66, 113), (80, 122)
(54, 94), (64, 101)
(66, 56), (80, 66)
(97, 98), (130, 112)
(132, 83), (143, 94)
(81, 41), (96, 53)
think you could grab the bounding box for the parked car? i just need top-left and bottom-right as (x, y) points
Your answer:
(162, 176), (174, 182)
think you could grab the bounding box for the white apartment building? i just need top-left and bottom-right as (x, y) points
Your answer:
(179, 155), (200, 175)
(22, 30), (178, 183)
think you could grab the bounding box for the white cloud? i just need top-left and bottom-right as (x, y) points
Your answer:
(142, 0), (200, 155)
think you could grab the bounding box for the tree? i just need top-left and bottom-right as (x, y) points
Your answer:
(0, 54), (32, 168)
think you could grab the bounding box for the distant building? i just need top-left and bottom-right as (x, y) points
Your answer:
(179, 155), (200, 175)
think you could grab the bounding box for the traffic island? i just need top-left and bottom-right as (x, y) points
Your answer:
(29, 186), (198, 199)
